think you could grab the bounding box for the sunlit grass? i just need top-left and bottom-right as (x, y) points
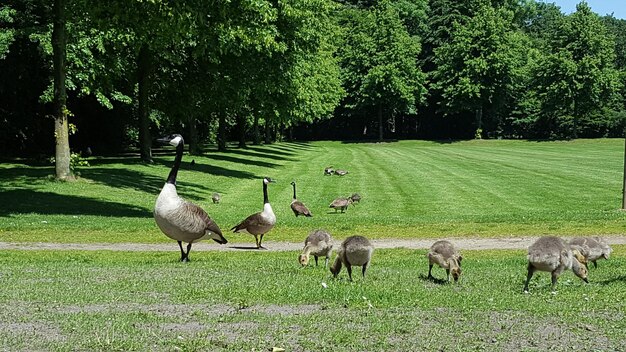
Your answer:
(0, 247), (624, 350)
(1, 139), (625, 243)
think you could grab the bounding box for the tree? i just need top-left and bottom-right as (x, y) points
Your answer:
(338, 0), (425, 141)
(52, 0), (71, 179)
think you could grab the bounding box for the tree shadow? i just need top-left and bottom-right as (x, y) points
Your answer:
(245, 145), (296, 157)
(596, 275), (626, 285)
(224, 148), (295, 162)
(153, 159), (257, 180)
(201, 153), (281, 168)
(340, 139), (399, 144)
(0, 189), (151, 217)
(0, 166), (53, 183)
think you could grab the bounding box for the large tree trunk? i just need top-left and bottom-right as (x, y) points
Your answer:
(217, 111), (227, 151)
(264, 120), (272, 144)
(253, 115), (261, 145)
(378, 105), (384, 141)
(188, 116), (200, 155)
(52, 0), (72, 180)
(236, 114), (246, 148)
(137, 45), (152, 162)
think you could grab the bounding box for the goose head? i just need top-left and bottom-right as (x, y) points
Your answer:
(264, 177), (276, 184)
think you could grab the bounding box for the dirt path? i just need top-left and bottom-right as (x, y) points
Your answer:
(1, 236), (626, 252)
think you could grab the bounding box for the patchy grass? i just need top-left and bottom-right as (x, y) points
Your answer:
(0, 247), (625, 350)
(1, 139), (625, 243)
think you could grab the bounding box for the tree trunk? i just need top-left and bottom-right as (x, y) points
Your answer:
(475, 106), (483, 139)
(188, 116), (200, 155)
(253, 115), (261, 145)
(264, 120), (272, 144)
(52, 0), (72, 180)
(217, 111), (227, 151)
(378, 105), (384, 141)
(237, 114), (246, 148)
(137, 45), (152, 162)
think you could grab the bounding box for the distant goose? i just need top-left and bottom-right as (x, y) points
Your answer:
(154, 134), (227, 262)
(299, 229), (333, 267)
(324, 166), (334, 176)
(329, 197), (352, 213)
(212, 192), (221, 204)
(290, 181), (312, 217)
(335, 169), (348, 176)
(569, 237), (612, 269)
(231, 177), (277, 249)
(427, 240), (462, 282)
(523, 236), (588, 293)
(330, 235), (374, 281)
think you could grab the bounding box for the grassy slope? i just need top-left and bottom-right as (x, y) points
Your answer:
(1, 139), (625, 243)
(0, 247), (624, 351)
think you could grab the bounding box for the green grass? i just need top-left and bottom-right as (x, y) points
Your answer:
(1, 139), (625, 243)
(0, 247), (625, 350)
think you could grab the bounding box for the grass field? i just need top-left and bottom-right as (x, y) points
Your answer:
(1, 139), (625, 243)
(1, 247), (625, 351)
(2, 139), (626, 350)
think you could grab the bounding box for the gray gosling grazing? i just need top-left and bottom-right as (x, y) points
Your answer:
(335, 169), (349, 176)
(349, 193), (362, 204)
(299, 229), (333, 268)
(330, 235), (374, 281)
(211, 192), (221, 204)
(569, 237), (612, 269)
(427, 240), (462, 282)
(231, 177), (277, 249)
(523, 236), (588, 293)
(329, 197), (352, 213)
(154, 134), (227, 262)
(290, 181), (313, 217)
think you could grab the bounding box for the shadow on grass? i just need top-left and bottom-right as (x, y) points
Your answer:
(0, 189), (151, 217)
(596, 275), (626, 285)
(418, 273), (448, 285)
(0, 166), (54, 182)
(201, 154), (281, 168)
(153, 159), (257, 180)
(224, 148), (296, 162)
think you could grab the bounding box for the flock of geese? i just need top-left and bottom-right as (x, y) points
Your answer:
(153, 134), (614, 290)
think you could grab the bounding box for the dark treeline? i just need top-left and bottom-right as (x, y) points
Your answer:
(1, 0), (626, 159)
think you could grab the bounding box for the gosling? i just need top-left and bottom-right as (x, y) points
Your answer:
(427, 240), (462, 283)
(298, 230), (333, 268)
(330, 235), (373, 281)
(523, 236), (588, 293)
(569, 237), (612, 269)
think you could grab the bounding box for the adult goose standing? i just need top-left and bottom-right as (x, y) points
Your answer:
(154, 134), (227, 262)
(290, 181), (312, 217)
(231, 177), (277, 249)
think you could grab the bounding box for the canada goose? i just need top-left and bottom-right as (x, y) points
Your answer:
(523, 236), (588, 293)
(231, 177), (277, 249)
(427, 240), (462, 283)
(324, 166), (334, 176)
(211, 192), (221, 204)
(569, 237), (612, 269)
(329, 197), (352, 213)
(299, 229), (333, 267)
(330, 235), (373, 281)
(335, 169), (348, 176)
(154, 134), (227, 262)
(349, 193), (361, 203)
(290, 181), (312, 217)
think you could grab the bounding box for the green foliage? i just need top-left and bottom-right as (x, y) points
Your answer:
(0, 6), (16, 59)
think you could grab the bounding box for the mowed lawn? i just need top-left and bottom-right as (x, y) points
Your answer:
(0, 248), (625, 351)
(1, 139), (624, 243)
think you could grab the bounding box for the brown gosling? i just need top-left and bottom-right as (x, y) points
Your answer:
(329, 197), (352, 213)
(523, 236), (589, 293)
(569, 237), (612, 269)
(330, 235), (373, 281)
(298, 229), (333, 268)
(427, 240), (462, 283)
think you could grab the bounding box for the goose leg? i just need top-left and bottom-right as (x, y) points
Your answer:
(314, 256), (319, 267)
(346, 263), (353, 281)
(325, 256), (329, 268)
(178, 241), (187, 262)
(362, 262), (368, 278)
(183, 243), (192, 262)
(258, 234), (267, 250)
(550, 270), (559, 292)
(592, 260), (598, 269)
(523, 264), (535, 293)
(428, 264), (434, 280)
(446, 269), (450, 282)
